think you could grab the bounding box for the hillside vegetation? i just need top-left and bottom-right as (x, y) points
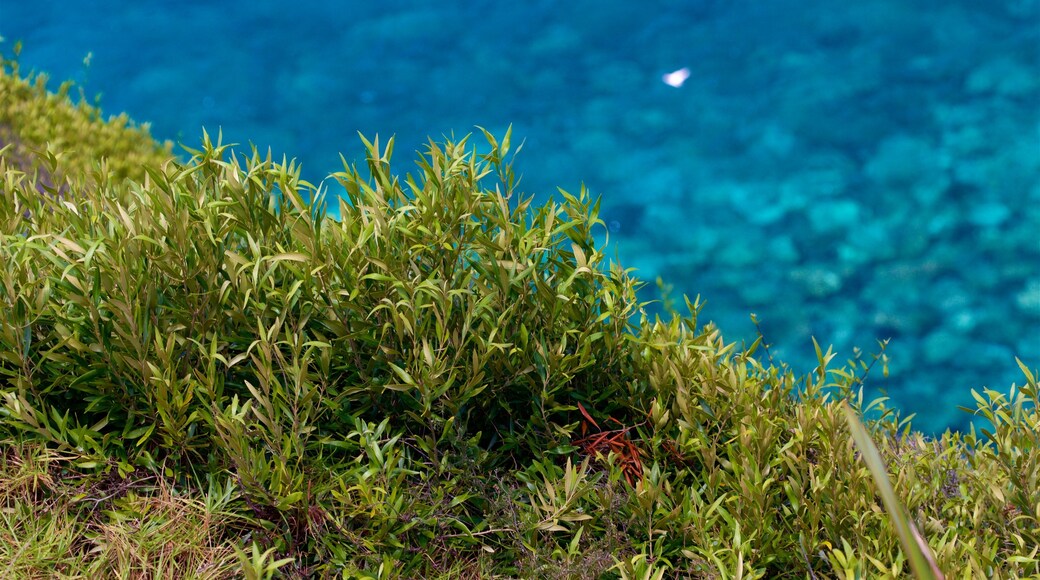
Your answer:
(1, 48), (1038, 579)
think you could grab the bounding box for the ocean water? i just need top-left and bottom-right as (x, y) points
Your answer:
(2, 0), (1037, 434)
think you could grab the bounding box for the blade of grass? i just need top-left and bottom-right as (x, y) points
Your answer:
(843, 402), (944, 580)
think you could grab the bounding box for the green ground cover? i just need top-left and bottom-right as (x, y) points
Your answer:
(1, 48), (1038, 578)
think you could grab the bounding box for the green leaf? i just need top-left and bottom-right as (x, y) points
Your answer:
(270, 252), (308, 263)
(1016, 357), (1036, 387)
(22, 325), (31, 359)
(388, 362), (416, 387)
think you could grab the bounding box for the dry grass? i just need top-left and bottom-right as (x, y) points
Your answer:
(0, 442), (246, 579)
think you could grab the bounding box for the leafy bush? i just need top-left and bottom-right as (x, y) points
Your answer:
(0, 42), (172, 193)
(1, 49), (1038, 578)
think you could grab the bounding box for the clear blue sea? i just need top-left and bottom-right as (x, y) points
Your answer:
(2, 1), (1038, 434)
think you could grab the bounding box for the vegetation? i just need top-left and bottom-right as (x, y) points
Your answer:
(1, 47), (1038, 579)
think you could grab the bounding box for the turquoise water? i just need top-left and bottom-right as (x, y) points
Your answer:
(3, 1), (1038, 433)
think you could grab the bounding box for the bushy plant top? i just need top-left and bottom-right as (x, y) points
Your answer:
(0, 43), (172, 194)
(0, 50), (1038, 578)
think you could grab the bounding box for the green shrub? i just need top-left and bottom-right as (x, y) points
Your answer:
(1, 49), (1038, 578)
(0, 42), (172, 192)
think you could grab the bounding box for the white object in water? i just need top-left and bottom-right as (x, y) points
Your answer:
(662, 67), (691, 88)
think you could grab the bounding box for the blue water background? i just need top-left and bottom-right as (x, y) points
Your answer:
(3, 1), (1038, 434)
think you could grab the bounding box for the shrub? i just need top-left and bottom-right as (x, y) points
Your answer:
(1, 48), (1038, 578)
(0, 42), (172, 194)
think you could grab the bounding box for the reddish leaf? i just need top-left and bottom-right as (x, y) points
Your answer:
(577, 402), (600, 431)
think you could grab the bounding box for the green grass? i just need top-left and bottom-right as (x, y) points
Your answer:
(1, 46), (1038, 578)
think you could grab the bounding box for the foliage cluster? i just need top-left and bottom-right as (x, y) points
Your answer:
(0, 42), (173, 193)
(1, 50), (1038, 578)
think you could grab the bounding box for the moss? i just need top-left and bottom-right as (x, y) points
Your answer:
(0, 50), (1037, 578)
